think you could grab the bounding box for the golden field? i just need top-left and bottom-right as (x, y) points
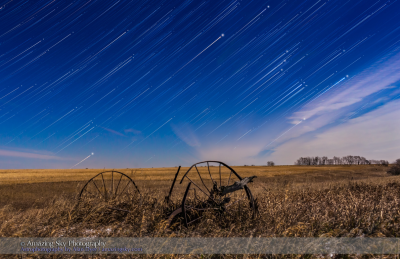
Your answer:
(1, 164), (400, 258)
(0, 165), (391, 210)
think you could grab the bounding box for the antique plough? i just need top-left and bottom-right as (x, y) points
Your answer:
(77, 161), (257, 227)
(165, 161), (257, 228)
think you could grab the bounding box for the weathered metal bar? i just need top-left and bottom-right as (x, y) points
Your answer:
(182, 182), (192, 228)
(166, 207), (182, 227)
(220, 176), (256, 196)
(165, 166), (181, 203)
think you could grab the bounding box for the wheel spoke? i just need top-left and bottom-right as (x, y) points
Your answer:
(79, 171), (141, 216)
(174, 161), (256, 228)
(194, 165), (210, 193)
(227, 170), (232, 185)
(207, 162), (215, 185)
(114, 174), (123, 197)
(190, 188), (198, 201)
(83, 188), (95, 198)
(101, 173), (107, 200)
(187, 215), (204, 225)
(219, 163), (221, 187)
(111, 171), (114, 199)
(117, 180), (131, 199)
(91, 180), (104, 199)
(185, 176), (216, 203)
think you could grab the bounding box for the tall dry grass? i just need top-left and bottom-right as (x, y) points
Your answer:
(0, 165), (399, 258)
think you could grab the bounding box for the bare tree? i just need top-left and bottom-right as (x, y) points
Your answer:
(360, 157), (367, 165)
(333, 156), (341, 165)
(354, 156), (361, 165)
(321, 156), (328, 165)
(294, 155), (390, 167)
(344, 155), (355, 165)
(267, 161), (275, 166)
(307, 157), (312, 165)
(341, 156), (349, 165)
(369, 159), (379, 165)
(380, 160), (389, 166)
(312, 156), (319, 165)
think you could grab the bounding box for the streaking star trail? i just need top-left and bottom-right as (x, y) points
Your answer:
(70, 152), (94, 169)
(0, 0), (399, 168)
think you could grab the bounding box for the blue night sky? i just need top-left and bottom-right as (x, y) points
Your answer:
(1, 0), (400, 169)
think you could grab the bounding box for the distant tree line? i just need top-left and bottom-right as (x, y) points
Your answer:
(294, 156), (389, 166)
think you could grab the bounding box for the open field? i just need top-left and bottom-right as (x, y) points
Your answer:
(0, 165), (392, 210)
(1, 165), (400, 258)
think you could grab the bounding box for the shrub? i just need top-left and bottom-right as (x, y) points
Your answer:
(387, 166), (400, 175)
(387, 158), (400, 175)
(396, 159), (400, 166)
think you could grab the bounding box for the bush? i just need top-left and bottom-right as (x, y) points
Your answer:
(396, 159), (400, 166)
(387, 158), (400, 175)
(387, 166), (400, 175)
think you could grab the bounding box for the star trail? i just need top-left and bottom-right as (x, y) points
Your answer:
(1, 0), (400, 169)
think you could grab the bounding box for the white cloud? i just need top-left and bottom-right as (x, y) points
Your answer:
(291, 50), (400, 124)
(254, 50), (400, 150)
(197, 143), (265, 165)
(171, 123), (201, 147)
(191, 51), (400, 166)
(290, 50), (400, 123)
(268, 99), (400, 164)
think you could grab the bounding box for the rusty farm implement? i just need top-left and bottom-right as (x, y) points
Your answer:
(77, 161), (257, 227)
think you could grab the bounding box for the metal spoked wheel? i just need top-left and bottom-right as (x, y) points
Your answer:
(175, 161), (256, 227)
(78, 170), (140, 213)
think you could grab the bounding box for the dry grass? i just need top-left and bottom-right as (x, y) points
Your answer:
(0, 165), (399, 258)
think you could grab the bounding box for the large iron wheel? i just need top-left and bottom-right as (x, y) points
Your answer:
(77, 170), (140, 213)
(168, 161), (256, 228)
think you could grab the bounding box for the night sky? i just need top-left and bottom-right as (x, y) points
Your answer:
(1, 0), (400, 169)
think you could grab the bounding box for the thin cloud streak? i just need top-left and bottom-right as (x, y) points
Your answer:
(0, 149), (65, 160)
(171, 123), (201, 147)
(291, 50), (400, 124)
(99, 126), (126, 137)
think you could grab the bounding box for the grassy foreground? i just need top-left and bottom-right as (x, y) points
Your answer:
(1, 165), (400, 258)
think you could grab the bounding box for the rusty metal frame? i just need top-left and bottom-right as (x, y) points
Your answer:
(178, 161), (254, 209)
